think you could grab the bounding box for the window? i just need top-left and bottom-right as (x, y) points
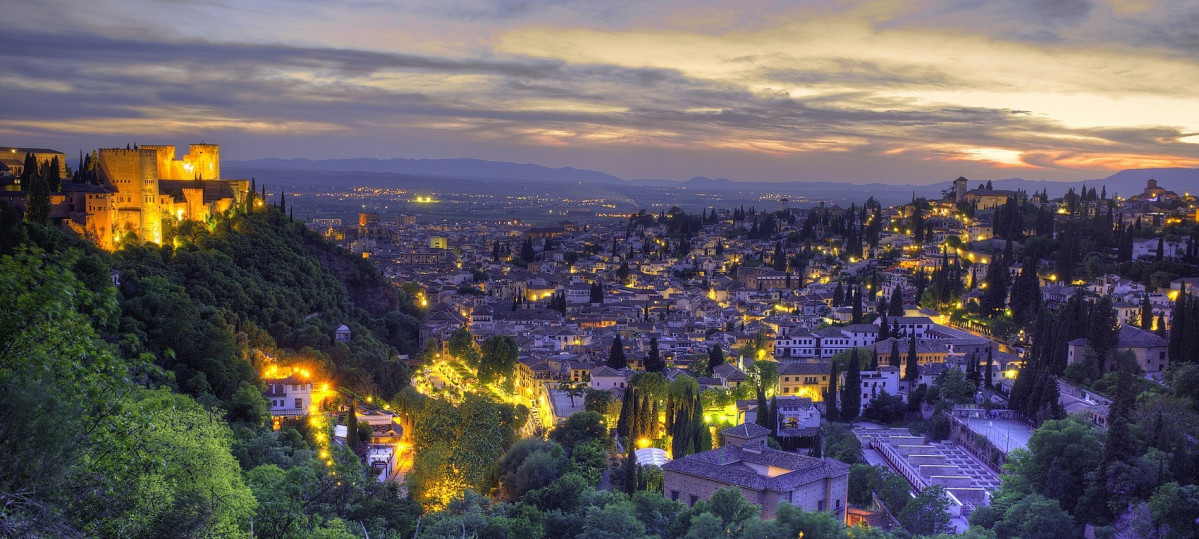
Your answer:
(1160, 352), (1166, 359)
(817, 500), (825, 511)
(689, 495), (698, 506)
(294, 397), (302, 408)
(671, 490), (679, 501)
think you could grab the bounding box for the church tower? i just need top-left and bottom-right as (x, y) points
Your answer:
(953, 176), (968, 203)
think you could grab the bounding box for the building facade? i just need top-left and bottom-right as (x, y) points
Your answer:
(662, 422), (850, 520)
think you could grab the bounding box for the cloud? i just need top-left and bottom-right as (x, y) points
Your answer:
(0, 1), (1196, 182)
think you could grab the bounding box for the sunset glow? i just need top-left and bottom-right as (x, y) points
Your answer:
(1, 0), (1196, 183)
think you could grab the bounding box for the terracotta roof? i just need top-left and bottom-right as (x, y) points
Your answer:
(662, 441), (849, 492)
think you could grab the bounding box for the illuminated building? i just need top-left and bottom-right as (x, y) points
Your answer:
(78, 144), (249, 250)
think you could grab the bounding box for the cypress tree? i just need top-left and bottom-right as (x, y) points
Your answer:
(985, 348), (994, 389)
(692, 392), (710, 453)
(979, 259), (1010, 316)
(520, 237), (536, 262)
(1089, 295), (1119, 374)
(966, 351), (980, 388)
(1168, 289), (1187, 364)
(347, 399), (360, 455)
(18, 152), (36, 190)
(841, 349), (861, 421)
(826, 360), (839, 421)
(905, 333), (918, 384)
(1140, 293), (1153, 330)
(833, 282), (845, 306)
(889, 286), (904, 316)
(707, 345), (724, 373)
(878, 312), (890, 340)
(607, 334), (627, 369)
(24, 167), (50, 225)
(852, 284), (863, 324)
(279, 189), (286, 213)
(645, 337), (664, 372)
(617, 387), (635, 439)
(890, 339), (900, 368)
(623, 443), (639, 495)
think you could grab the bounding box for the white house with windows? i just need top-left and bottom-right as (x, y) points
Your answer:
(264, 375), (314, 417)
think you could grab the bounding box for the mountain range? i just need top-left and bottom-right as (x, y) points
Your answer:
(227, 156), (1199, 200)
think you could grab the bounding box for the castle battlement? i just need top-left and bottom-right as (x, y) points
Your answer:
(85, 143), (242, 250)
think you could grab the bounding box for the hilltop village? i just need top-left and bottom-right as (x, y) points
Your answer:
(5, 144), (1199, 537)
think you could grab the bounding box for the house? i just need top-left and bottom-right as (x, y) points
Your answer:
(712, 363), (749, 388)
(264, 375), (314, 417)
(589, 365), (633, 390)
(776, 397), (821, 437)
(1066, 325), (1170, 374)
(662, 422), (850, 521)
(335, 324), (352, 343)
(856, 367), (901, 415)
(778, 362), (831, 401)
(871, 338), (950, 367)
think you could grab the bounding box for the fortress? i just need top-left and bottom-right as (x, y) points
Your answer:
(63, 144), (248, 250)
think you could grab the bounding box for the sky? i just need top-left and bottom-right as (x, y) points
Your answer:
(1, 0), (1198, 184)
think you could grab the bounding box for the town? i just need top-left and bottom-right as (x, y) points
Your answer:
(5, 143), (1198, 537)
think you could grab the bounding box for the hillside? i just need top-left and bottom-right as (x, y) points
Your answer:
(0, 199), (423, 536)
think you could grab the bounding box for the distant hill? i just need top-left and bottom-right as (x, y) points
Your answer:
(228, 156), (1199, 202)
(227, 157), (625, 185)
(1095, 168), (1199, 196)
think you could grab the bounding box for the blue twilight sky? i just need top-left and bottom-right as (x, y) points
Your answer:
(1, 0), (1197, 184)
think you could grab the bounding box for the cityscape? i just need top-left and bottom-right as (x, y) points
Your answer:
(3, 1), (1199, 538)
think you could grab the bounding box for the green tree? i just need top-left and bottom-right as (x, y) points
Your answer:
(108, 389), (258, 536)
(1148, 482), (1199, 539)
(607, 334), (627, 369)
(448, 327), (480, 367)
(905, 333), (919, 384)
(550, 411), (609, 452)
(580, 501), (646, 539)
(1004, 417), (1101, 518)
(567, 440), (608, 486)
(227, 381), (269, 426)
(898, 484), (952, 536)
(889, 286), (904, 316)
(645, 336), (665, 372)
(707, 344), (724, 372)
(24, 164), (51, 225)
(841, 348), (862, 421)
(825, 359), (839, 421)
(622, 444), (639, 495)
(496, 439), (567, 501)
(822, 423), (862, 464)
(478, 335), (519, 393)
(991, 493), (1076, 539)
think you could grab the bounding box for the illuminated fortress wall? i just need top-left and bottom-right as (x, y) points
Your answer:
(141, 143), (221, 180)
(98, 148), (162, 244)
(92, 143), (242, 248)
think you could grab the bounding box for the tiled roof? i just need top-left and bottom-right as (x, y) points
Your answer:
(662, 441), (849, 492)
(722, 422), (772, 439)
(1118, 325), (1168, 348)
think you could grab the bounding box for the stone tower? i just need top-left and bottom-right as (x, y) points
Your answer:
(953, 176), (968, 203)
(98, 148), (162, 244)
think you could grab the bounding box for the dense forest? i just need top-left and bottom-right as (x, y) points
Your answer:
(0, 197), (427, 536)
